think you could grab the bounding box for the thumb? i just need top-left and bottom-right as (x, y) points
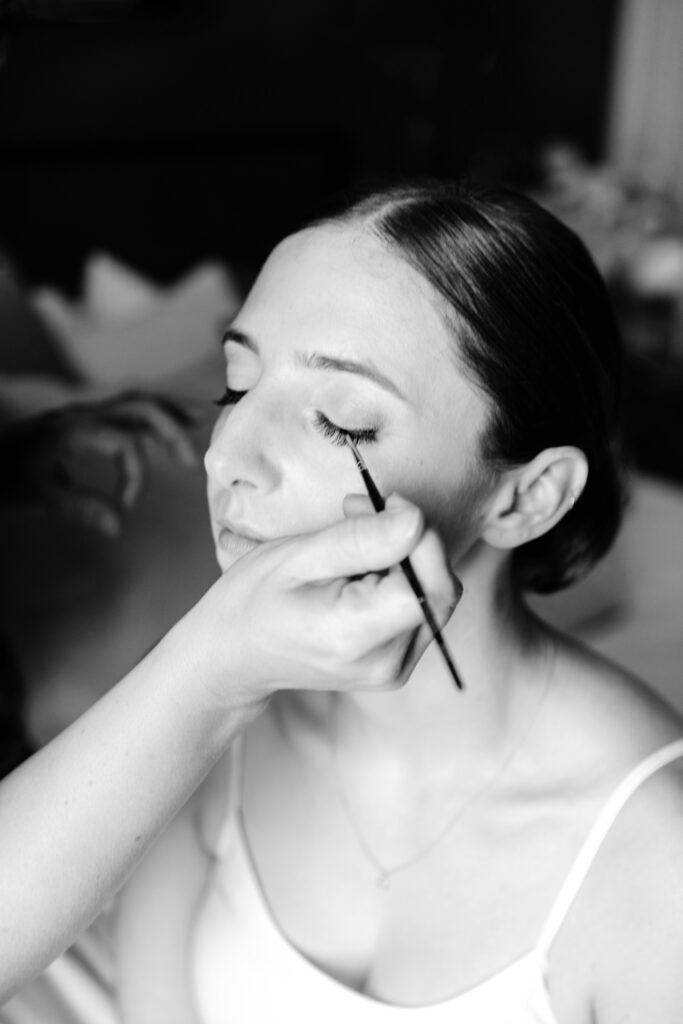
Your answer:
(288, 504), (424, 581)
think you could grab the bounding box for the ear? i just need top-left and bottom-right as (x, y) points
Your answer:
(481, 446), (588, 550)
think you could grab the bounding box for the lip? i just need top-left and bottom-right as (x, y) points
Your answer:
(213, 513), (271, 565)
(216, 527), (262, 564)
(216, 517), (267, 543)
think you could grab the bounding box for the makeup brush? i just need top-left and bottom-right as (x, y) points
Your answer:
(344, 435), (464, 690)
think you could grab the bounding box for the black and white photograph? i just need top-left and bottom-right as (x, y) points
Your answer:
(0, 1), (682, 1021)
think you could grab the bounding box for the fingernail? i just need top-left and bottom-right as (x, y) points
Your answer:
(384, 506), (421, 540)
(385, 492), (411, 508)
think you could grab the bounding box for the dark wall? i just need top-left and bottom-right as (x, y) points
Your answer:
(0, 0), (620, 289)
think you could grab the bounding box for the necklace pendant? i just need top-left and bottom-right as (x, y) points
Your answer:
(376, 871), (390, 890)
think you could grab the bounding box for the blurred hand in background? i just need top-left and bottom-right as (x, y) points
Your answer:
(0, 390), (204, 536)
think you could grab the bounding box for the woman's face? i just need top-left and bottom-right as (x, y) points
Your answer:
(205, 224), (491, 573)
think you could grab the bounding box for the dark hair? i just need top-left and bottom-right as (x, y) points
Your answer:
(315, 179), (627, 594)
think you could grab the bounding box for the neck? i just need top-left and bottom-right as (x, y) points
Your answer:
(325, 551), (556, 777)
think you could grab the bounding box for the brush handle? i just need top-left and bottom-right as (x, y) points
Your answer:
(357, 465), (386, 512)
(347, 442), (464, 690)
(398, 557), (464, 690)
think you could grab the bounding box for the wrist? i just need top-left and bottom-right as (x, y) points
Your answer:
(155, 610), (271, 732)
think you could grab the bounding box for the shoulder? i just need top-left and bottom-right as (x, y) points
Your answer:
(539, 635), (683, 1019)
(590, 752), (683, 1021)
(544, 629), (683, 778)
(605, 746), (683, 876)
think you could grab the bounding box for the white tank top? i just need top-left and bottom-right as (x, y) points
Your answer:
(191, 737), (683, 1024)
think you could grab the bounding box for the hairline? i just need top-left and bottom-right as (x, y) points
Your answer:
(313, 207), (509, 474)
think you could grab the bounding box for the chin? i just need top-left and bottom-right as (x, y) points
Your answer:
(214, 528), (261, 572)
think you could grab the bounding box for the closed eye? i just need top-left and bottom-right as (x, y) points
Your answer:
(212, 391), (379, 446)
(314, 412), (378, 447)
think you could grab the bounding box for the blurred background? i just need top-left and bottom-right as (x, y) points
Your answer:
(0, 0), (620, 287)
(0, 0), (681, 743)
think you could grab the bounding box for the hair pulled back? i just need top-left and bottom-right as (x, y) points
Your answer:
(318, 179), (627, 594)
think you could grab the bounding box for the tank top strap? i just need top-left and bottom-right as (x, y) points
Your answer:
(198, 734), (247, 859)
(226, 732), (247, 812)
(535, 736), (683, 957)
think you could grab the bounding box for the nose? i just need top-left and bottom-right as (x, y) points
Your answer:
(204, 399), (281, 493)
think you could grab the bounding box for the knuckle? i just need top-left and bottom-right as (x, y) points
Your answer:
(344, 513), (365, 553)
(329, 620), (358, 662)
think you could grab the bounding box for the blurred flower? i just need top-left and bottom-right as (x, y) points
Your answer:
(533, 144), (683, 301)
(31, 254), (241, 388)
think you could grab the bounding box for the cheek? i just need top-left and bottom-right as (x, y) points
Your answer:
(436, 490), (488, 561)
(275, 455), (358, 535)
(383, 453), (489, 556)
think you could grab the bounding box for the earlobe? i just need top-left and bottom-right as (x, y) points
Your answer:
(481, 446), (588, 550)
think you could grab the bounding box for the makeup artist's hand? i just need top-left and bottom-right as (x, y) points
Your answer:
(173, 494), (461, 708)
(0, 494), (457, 999)
(1, 390), (203, 535)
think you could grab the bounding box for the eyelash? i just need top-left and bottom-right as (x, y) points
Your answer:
(212, 389), (378, 446)
(213, 387), (248, 407)
(313, 412), (378, 447)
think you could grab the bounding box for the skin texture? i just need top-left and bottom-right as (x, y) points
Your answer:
(205, 225), (492, 571)
(0, 301), (460, 997)
(200, 224), (683, 1022)
(8, 222), (680, 1021)
(0, 496), (457, 1003)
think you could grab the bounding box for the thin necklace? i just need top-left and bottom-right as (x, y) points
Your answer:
(329, 678), (552, 890)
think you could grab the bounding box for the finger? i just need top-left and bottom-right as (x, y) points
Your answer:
(342, 631), (423, 692)
(42, 480), (123, 536)
(65, 426), (148, 508)
(342, 490), (415, 518)
(382, 492), (463, 625)
(338, 568), (432, 647)
(396, 622), (439, 682)
(403, 528), (463, 627)
(342, 493), (376, 518)
(387, 625), (426, 688)
(145, 394), (207, 426)
(117, 436), (146, 508)
(338, 571), (389, 599)
(286, 504), (425, 581)
(104, 389), (207, 424)
(65, 422), (134, 459)
(340, 569), (459, 689)
(384, 492), (415, 509)
(103, 396), (199, 467)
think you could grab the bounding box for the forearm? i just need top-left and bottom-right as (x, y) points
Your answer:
(0, 623), (265, 1001)
(0, 497), (452, 1001)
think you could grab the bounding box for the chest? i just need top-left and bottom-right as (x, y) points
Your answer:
(238, 730), (595, 1011)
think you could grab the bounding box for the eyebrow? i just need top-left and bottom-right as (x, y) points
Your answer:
(221, 326), (406, 400)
